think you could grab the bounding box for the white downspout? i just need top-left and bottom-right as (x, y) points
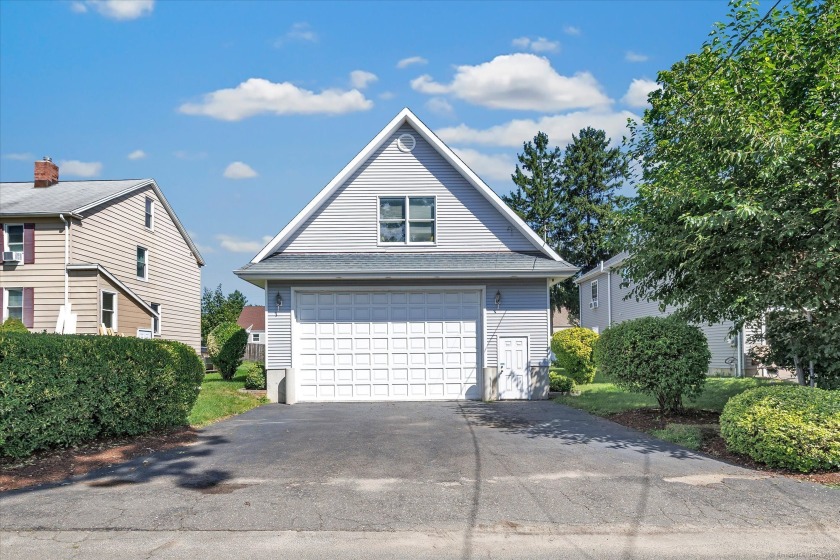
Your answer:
(606, 269), (612, 327)
(59, 214), (69, 306)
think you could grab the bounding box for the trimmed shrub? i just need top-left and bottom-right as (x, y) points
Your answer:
(242, 361), (267, 390)
(0, 333), (204, 458)
(551, 328), (598, 384)
(0, 318), (29, 333)
(207, 322), (248, 380)
(549, 371), (575, 393)
(720, 385), (840, 472)
(594, 316), (711, 414)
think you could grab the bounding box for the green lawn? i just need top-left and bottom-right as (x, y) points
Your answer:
(188, 366), (267, 427)
(554, 371), (777, 416)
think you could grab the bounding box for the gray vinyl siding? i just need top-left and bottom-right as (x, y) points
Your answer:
(266, 279), (550, 371)
(578, 269), (739, 374)
(280, 124), (536, 254)
(71, 186), (201, 350)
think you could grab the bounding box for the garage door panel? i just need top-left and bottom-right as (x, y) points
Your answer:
(295, 289), (480, 401)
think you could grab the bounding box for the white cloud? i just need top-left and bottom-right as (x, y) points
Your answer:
(59, 160), (103, 177)
(425, 97), (455, 117)
(511, 36), (560, 53)
(396, 56), (428, 69)
(436, 110), (638, 148)
(349, 70), (378, 89)
(275, 22), (317, 46)
(216, 234), (273, 253)
(3, 152), (33, 161)
(563, 25), (581, 36)
(127, 149), (146, 160)
(379, 91), (395, 100)
(75, 0), (154, 20)
(223, 161), (258, 179)
(625, 51), (649, 63)
(179, 78), (373, 121)
(622, 78), (660, 107)
(452, 148), (515, 182)
(410, 53), (611, 112)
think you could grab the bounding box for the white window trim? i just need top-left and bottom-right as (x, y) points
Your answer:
(101, 289), (118, 331)
(3, 223), (25, 256)
(590, 280), (599, 304)
(377, 195), (437, 247)
(251, 332), (261, 343)
(3, 287), (24, 322)
(150, 302), (161, 335)
(137, 246), (148, 281)
(144, 197), (155, 231)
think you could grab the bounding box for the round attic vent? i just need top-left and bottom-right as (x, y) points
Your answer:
(397, 133), (416, 153)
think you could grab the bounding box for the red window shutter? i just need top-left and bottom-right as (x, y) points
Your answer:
(23, 287), (34, 328)
(24, 223), (35, 264)
(0, 223), (4, 264)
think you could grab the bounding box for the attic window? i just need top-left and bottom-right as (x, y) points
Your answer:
(397, 133), (416, 153)
(379, 196), (435, 244)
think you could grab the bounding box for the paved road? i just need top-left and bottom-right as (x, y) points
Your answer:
(1, 401), (838, 559)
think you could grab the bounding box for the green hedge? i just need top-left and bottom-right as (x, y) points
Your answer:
(207, 322), (248, 380)
(549, 371), (575, 393)
(594, 316), (711, 414)
(551, 328), (598, 384)
(242, 361), (266, 390)
(0, 333), (204, 458)
(0, 318), (29, 333)
(720, 385), (840, 473)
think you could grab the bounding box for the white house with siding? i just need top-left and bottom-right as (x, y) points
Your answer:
(576, 253), (752, 376)
(235, 108), (578, 403)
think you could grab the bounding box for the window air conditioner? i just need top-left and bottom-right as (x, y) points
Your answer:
(2, 251), (23, 262)
(589, 300), (599, 309)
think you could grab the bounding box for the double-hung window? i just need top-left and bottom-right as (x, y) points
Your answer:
(378, 196), (435, 244)
(151, 303), (161, 335)
(137, 246), (148, 280)
(4, 288), (23, 321)
(101, 291), (117, 329)
(590, 280), (599, 305)
(144, 197), (154, 229)
(4, 224), (24, 254)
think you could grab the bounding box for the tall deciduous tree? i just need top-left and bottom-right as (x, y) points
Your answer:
(201, 284), (248, 344)
(623, 0), (839, 387)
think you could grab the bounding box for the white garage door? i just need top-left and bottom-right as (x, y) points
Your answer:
(295, 289), (481, 401)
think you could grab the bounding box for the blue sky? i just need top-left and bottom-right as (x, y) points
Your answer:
(1, 0), (731, 303)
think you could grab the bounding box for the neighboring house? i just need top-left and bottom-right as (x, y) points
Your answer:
(576, 253), (754, 376)
(235, 109), (577, 403)
(0, 158), (204, 351)
(237, 305), (266, 344)
(551, 307), (574, 332)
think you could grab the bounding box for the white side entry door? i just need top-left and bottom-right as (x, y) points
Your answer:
(498, 336), (529, 400)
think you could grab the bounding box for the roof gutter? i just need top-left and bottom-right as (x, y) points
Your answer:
(235, 270), (578, 281)
(0, 212), (83, 220)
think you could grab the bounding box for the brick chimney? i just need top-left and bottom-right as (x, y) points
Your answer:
(34, 157), (59, 188)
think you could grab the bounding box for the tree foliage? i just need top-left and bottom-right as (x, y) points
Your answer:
(622, 0), (839, 387)
(201, 284), (247, 344)
(207, 322), (248, 380)
(503, 129), (628, 318)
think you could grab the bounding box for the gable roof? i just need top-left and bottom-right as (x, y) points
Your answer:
(66, 263), (157, 316)
(574, 252), (629, 284)
(237, 305), (266, 331)
(0, 178), (205, 266)
(251, 108), (568, 265)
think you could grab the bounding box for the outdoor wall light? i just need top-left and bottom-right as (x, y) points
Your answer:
(495, 290), (502, 309)
(276, 292), (283, 309)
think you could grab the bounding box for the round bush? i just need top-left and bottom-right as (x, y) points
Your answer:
(207, 322), (248, 380)
(594, 316), (711, 414)
(0, 318), (29, 333)
(720, 385), (840, 473)
(551, 327), (598, 384)
(242, 361), (267, 390)
(549, 371), (575, 393)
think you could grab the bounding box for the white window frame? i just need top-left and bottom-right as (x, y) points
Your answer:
(144, 197), (154, 230)
(377, 195), (436, 246)
(251, 332), (261, 343)
(3, 223), (24, 255)
(590, 280), (599, 304)
(136, 246), (148, 280)
(150, 302), (161, 335)
(101, 290), (118, 330)
(3, 287), (24, 322)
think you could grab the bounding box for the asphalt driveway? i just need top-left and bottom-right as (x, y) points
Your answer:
(1, 401), (838, 559)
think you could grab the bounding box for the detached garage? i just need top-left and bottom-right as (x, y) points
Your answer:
(235, 109), (577, 403)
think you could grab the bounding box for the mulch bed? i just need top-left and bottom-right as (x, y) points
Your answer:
(607, 407), (840, 486)
(0, 427), (198, 493)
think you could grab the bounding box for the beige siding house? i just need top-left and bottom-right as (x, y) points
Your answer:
(0, 158), (204, 350)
